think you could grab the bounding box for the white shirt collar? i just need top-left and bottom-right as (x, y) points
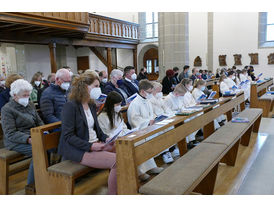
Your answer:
(125, 77), (132, 82)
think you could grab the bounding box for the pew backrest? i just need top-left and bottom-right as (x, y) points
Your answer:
(116, 92), (245, 194)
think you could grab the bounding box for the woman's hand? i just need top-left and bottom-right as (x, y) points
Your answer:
(91, 142), (104, 151)
(149, 120), (155, 126)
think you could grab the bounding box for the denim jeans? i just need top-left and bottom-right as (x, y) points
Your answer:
(11, 144), (34, 185)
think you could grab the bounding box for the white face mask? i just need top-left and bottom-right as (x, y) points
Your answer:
(155, 92), (163, 99)
(69, 71), (73, 77)
(102, 78), (108, 83)
(145, 92), (153, 100)
(34, 81), (41, 87)
(60, 82), (70, 91)
(232, 76), (236, 80)
(131, 73), (137, 80)
(178, 95), (184, 101)
(201, 86), (206, 91)
(90, 87), (102, 100)
(114, 105), (122, 113)
(0, 80), (5, 85)
(18, 97), (29, 107)
(187, 85), (193, 91)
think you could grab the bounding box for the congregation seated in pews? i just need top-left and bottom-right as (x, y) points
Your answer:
(0, 63), (273, 195)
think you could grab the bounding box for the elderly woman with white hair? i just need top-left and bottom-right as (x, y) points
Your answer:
(104, 69), (129, 106)
(1, 79), (44, 187)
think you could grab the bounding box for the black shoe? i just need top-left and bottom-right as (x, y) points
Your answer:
(218, 121), (225, 127)
(195, 129), (203, 137)
(195, 136), (204, 142)
(187, 142), (196, 150)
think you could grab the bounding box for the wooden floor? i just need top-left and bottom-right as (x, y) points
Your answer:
(6, 118), (273, 195)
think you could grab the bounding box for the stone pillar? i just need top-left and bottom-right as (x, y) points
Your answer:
(158, 12), (189, 80)
(208, 12), (214, 72)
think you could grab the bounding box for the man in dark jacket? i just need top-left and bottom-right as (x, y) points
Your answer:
(123, 66), (139, 97)
(40, 69), (71, 123)
(190, 68), (199, 82)
(178, 65), (190, 81)
(137, 68), (148, 81)
(172, 67), (180, 85)
(104, 69), (129, 106)
(98, 71), (108, 93)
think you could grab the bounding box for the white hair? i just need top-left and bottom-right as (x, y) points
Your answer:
(110, 69), (123, 79)
(56, 68), (70, 80)
(10, 79), (33, 98)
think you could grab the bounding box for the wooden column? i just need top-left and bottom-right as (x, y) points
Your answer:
(49, 43), (57, 73)
(107, 47), (112, 76)
(133, 49), (137, 71)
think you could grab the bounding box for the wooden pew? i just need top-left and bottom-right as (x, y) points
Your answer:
(212, 82), (220, 99)
(121, 105), (129, 124)
(116, 92), (246, 194)
(139, 108), (262, 195)
(206, 78), (219, 87)
(31, 122), (96, 195)
(0, 149), (31, 194)
(250, 78), (274, 117)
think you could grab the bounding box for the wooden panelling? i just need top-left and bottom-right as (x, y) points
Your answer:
(23, 12), (89, 24)
(0, 12), (139, 48)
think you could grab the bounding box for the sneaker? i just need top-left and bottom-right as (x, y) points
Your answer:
(139, 173), (150, 182)
(148, 167), (164, 174)
(162, 152), (174, 164)
(171, 147), (180, 158)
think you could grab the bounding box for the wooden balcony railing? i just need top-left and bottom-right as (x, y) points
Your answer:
(88, 13), (139, 40)
(0, 12), (139, 45)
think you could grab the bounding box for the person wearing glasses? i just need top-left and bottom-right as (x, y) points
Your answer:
(40, 68), (71, 123)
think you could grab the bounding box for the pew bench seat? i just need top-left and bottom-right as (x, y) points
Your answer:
(47, 160), (92, 178)
(204, 108), (262, 147)
(139, 142), (226, 195)
(0, 148), (31, 194)
(139, 108), (262, 195)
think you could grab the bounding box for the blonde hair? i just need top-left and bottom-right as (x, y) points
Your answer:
(194, 79), (206, 88)
(174, 84), (187, 95)
(219, 75), (227, 83)
(85, 69), (99, 77)
(69, 73), (100, 103)
(5, 74), (23, 88)
(152, 81), (162, 90)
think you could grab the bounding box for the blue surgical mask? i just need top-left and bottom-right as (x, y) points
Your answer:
(117, 79), (124, 86)
(201, 86), (206, 91)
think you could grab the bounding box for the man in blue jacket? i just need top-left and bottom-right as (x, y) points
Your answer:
(104, 69), (129, 106)
(40, 68), (71, 123)
(123, 66), (139, 97)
